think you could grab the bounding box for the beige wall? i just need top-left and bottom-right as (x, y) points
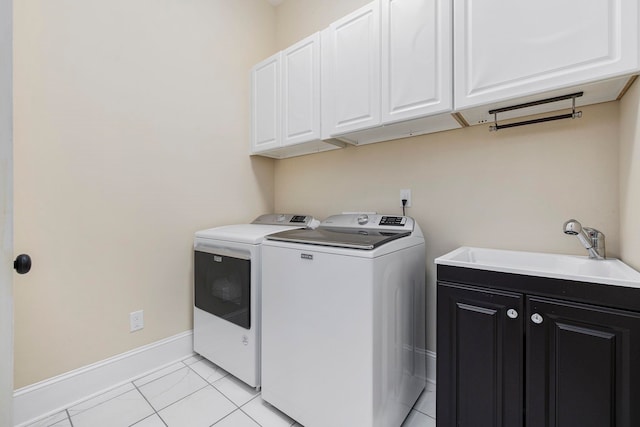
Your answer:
(13, 0), (276, 388)
(275, 0), (369, 49)
(620, 80), (640, 270)
(273, 104), (621, 351)
(273, 0), (623, 352)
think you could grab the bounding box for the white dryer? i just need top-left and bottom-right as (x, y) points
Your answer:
(261, 213), (426, 427)
(193, 214), (317, 388)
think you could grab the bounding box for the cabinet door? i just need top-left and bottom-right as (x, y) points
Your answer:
(381, 0), (452, 124)
(454, 0), (640, 110)
(251, 53), (280, 153)
(322, 1), (381, 137)
(527, 296), (640, 427)
(437, 283), (524, 427)
(282, 33), (321, 146)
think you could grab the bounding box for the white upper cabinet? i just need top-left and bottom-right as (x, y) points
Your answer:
(322, 1), (381, 137)
(251, 53), (280, 153)
(382, 0), (453, 123)
(282, 33), (321, 146)
(252, 0), (640, 156)
(454, 0), (640, 119)
(322, 0), (459, 145)
(251, 33), (342, 159)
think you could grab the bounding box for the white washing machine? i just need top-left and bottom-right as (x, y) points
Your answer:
(261, 213), (426, 427)
(193, 214), (318, 388)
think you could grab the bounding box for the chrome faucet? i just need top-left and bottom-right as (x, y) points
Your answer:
(563, 219), (606, 259)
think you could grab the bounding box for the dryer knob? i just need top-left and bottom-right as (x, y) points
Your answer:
(357, 214), (369, 225)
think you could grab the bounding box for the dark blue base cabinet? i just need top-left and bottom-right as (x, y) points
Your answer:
(436, 265), (640, 427)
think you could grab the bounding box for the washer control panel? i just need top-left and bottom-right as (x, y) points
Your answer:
(379, 216), (407, 226)
(357, 214), (369, 225)
(321, 214), (414, 232)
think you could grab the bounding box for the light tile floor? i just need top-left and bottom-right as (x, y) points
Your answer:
(24, 355), (436, 427)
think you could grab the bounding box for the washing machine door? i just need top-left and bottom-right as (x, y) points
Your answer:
(194, 249), (251, 329)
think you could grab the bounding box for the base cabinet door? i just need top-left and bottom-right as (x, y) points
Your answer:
(526, 296), (640, 427)
(437, 283), (524, 427)
(437, 267), (640, 427)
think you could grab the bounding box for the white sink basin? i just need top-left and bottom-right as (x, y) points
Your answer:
(435, 247), (640, 288)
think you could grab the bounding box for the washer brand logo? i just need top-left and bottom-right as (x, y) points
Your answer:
(301, 254), (313, 260)
(214, 256), (222, 262)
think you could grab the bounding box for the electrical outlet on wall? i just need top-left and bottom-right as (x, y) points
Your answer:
(400, 189), (412, 208)
(130, 310), (144, 332)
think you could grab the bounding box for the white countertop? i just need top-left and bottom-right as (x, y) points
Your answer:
(435, 246), (640, 288)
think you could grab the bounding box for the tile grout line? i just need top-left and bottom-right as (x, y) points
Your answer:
(65, 383), (141, 419)
(409, 385), (436, 419)
(130, 359), (203, 425)
(138, 362), (198, 410)
(183, 361), (281, 427)
(412, 407), (436, 418)
(132, 361), (190, 389)
(65, 409), (75, 427)
(126, 358), (239, 426)
(63, 357), (199, 423)
(184, 359), (297, 427)
(131, 381), (168, 427)
(146, 363), (257, 427)
(127, 359), (191, 426)
(236, 394), (265, 427)
(237, 394), (297, 427)
(149, 381), (211, 413)
(185, 361), (230, 388)
(185, 361), (249, 412)
(207, 407), (256, 427)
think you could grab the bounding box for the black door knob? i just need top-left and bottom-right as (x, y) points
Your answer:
(14, 254), (32, 274)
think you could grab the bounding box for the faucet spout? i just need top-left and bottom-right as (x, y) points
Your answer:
(563, 219), (606, 259)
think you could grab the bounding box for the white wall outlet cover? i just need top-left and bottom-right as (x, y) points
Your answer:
(130, 310), (144, 332)
(400, 189), (412, 208)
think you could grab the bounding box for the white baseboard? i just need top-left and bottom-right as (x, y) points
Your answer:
(412, 347), (436, 385)
(13, 330), (194, 426)
(426, 350), (436, 384)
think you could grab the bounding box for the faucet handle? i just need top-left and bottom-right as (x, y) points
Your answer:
(583, 227), (606, 259)
(583, 227), (604, 239)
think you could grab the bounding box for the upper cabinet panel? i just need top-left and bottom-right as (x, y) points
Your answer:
(251, 53), (281, 153)
(282, 33), (321, 146)
(454, 0), (640, 110)
(322, 1), (381, 137)
(382, 0), (453, 123)
(322, 0), (459, 145)
(251, 33), (342, 159)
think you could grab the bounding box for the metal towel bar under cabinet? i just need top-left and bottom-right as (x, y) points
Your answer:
(489, 92), (583, 131)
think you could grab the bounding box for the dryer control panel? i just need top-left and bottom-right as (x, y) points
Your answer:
(252, 213), (316, 227)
